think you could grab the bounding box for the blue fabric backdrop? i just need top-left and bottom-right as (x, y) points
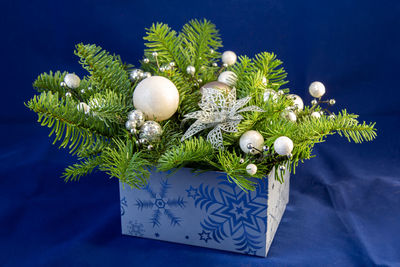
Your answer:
(1, 0), (399, 266)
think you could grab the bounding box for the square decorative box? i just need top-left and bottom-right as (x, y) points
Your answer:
(119, 168), (290, 257)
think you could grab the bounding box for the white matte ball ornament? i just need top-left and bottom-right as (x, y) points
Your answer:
(239, 130), (265, 154)
(288, 94), (304, 111)
(133, 76), (179, 122)
(311, 111), (321, 119)
(64, 73), (81, 89)
(309, 81), (326, 98)
(246, 164), (257, 176)
(218, 71), (237, 86)
(221, 51), (237, 66)
(274, 136), (294, 156)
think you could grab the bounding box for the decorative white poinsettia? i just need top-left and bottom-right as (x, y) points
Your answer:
(181, 87), (264, 149)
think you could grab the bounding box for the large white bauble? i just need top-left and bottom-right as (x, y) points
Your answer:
(218, 71), (237, 86)
(221, 51), (237, 66)
(288, 94), (304, 111)
(274, 136), (294, 156)
(64, 73), (81, 89)
(133, 76), (179, 122)
(239, 130), (264, 154)
(309, 81), (326, 98)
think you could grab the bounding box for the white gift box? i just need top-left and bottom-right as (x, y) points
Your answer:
(119, 168), (290, 257)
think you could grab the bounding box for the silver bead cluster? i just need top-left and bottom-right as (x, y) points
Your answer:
(186, 65), (195, 75)
(130, 69), (151, 81)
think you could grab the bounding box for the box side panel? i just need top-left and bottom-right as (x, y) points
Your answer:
(119, 169), (270, 256)
(265, 168), (290, 255)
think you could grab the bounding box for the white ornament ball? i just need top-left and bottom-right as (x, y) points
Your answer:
(64, 73), (81, 89)
(128, 109), (146, 127)
(133, 76), (179, 122)
(239, 130), (265, 154)
(309, 81), (326, 98)
(218, 71), (237, 86)
(221, 51), (237, 66)
(246, 164), (257, 176)
(274, 136), (294, 156)
(186, 65), (196, 75)
(288, 94), (304, 111)
(77, 102), (90, 114)
(311, 111), (321, 119)
(139, 121), (163, 142)
(281, 109), (297, 122)
(263, 89), (278, 102)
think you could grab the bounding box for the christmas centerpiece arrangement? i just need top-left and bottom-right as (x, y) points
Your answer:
(26, 19), (376, 256)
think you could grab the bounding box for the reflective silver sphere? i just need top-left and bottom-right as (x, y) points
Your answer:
(139, 121), (163, 142)
(128, 110), (145, 127)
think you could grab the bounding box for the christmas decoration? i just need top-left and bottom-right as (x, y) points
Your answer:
(221, 51), (237, 66)
(218, 71), (237, 86)
(239, 130), (264, 154)
(309, 81), (326, 98)
(246, 164), (257, 175)
(181, 87), (264, 149)
(26, 19), (376, 193)
(133, 76), (179, 121)
(64, 73), (80, 89)
(274, 136), (294, 156)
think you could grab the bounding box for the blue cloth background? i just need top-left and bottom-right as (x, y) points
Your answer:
(1, 0), (399, 266)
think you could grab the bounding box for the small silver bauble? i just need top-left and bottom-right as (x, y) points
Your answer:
(239, 158), (245, 164)
(279, 165), (286, 171)
(197, 78), (203, 83)
(139, 121), (163, 142)
(329, 99), (336, 105)
(128, 109), (145, 127)
(65, 92), (72, 97)
(246, 164), (257, 176)
(222, 63), (228, 68)
(281, 109), (297, 122)
(77, 102), (90, 114)
(125, 120), (136, 130)
(64, 73), (81, 89)
(262, 77), (268, 86)
(287, 153), (293, 159)
(277, 90), (284, 95)
(247, 143), (253, 149)
(263, 146), (269, 152)
(130, 69), (143, 80)
(152, 52), (158, 57)
(329, 114), (336, 120)
(210, 49), (214, 54)
(186, 65), (195, 75)
(212, 62), (218, 67)
(147, 144), (154, 150)
(165, 65), (171, 71)
(311, 99), (318, 105)
(144, 72), (152, 78)
(130, 128), (137, 134)
(138, 138), (148, 144)
(60, 81), (66, 87)
(263, 89), (278, 102)
(143, 58), (150, 63)
(221, 51), (237, 66)
(80, 89), (85, 94)
(309, 81), (326, 98)
(169, 62), (175, 67)
(88, 86), (92, 91)
(159, 66), (165, 72)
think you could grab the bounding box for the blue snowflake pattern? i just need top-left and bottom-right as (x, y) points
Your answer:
(120, 197), (127, 216)
(136, 179), (186, 227)
(193, 178), (268, 253)
(186, 186), (200, 199)
(198, 230), (212, 243)
(127, 220), (145, 236)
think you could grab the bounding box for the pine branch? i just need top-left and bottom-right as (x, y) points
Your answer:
(63, 156), (103, 182)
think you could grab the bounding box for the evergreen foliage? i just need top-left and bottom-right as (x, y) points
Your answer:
(26, 19), (377, 191)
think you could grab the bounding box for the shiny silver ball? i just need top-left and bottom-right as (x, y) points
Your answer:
(139, 121), (163, 142)
(165, 65), (171, 71)
(130, 128), (137, 134)
(147, 144), (154, 150)
(329, 99), (336, 105)
(288, 153), (293, 159)
(247, 143), (254, 149)
(65, 92), (72, 97)
(60, 81), (66, 87)
(128, 110), (145, 127)
(130, 69), (143, 80)
(239, 158), (245, 164)
(139, 138), (148, 144)
(250, 148), (257, 154)
(279, 165), (286, 171)
(169, 62), (175, 67)
(152, 52), (158, 57)
(210, 49), (215, 54)
(212, 62), (218, 67)
(311, 99), (318, 105)
(263, 146), (269, 152)
(197, 78), (203, 83)
(159, 66), (165, 72)
(186, 65), (196, 75)
(88, 86), (92, 91)
(143, 58), (150, 63)
(329, 114), (336, 120)
(222, 63), (228, 68)
(277, 90), (284, 95)
(144, 72), (152, 78)
(80, 89), (85, 94)
(125, 120), (136, 130)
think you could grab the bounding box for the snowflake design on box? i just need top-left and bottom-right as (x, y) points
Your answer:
(181, 87), (264, 149)
(127, 220), (145, 237)
(188, 178), (268, 253)
(120, 197), (127, 216)
(136, 179), (186, 227)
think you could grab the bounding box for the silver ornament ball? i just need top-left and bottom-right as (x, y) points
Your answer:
(263, 89), (278, 102)
(311, 99), (318, 105)
(279, 165), (286, 171)
(130, 69), (143, 80)
(139, 121), (163, 142)
(65, 92), (72, 97)
(60, 81), (66, 87)
(128, 109), (146, 127)
(125, 120), (136, 131)
(186, 65), (196, 75)
(143, 58), (150, 63)
(152, 52), (158, 57)
(329, 99), (336, 105)
(212, 62), (218, 67)
(239, 158), (245, 164)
